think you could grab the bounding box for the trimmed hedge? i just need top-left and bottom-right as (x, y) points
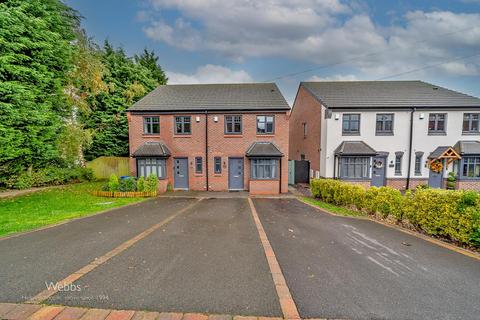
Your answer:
(7, 167), (94, 189)
(311, 179), (480, 247)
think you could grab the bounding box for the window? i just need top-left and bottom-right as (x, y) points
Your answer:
(428, 113), (446, 134)
(175, 116), (191, 134)
(395, 152), (403, 175)
(340, 157), (370, 179)
(251, 159), (278, 180)
(463, 113), (479, 133)
(303, 122), (307, 138)
(415, 152), (423, 175)
(195, 157), (203, 174)
(257, 115), (274, 134)
(214, 157), (222, 174)
(462, 157), (480, 178)
(143, 116), (159, 134)
(376, 114), (394, 135)
(225, 115), (242, 134)
(342, 114), (360, 135)
(137, 158), (166, 178)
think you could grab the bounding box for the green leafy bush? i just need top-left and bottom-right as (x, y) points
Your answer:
(145, 173), (158, 192)
(108, 174), (120, 192)
(310, 178), (480, 247)
(137, 176), (145, 192)
(119, 177), (136, 192)
(446, 172), (456, 190)
(8, 167), (94, 190)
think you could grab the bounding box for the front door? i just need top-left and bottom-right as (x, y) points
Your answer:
(428, 160), (444, 189)
(228, 158), (244, 190)
(174, 158), (189, 190)
(371, 156), (386, 187)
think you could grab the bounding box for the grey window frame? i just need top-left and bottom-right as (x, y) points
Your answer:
(136, 158), (166, 179)
(462, 113), (480, 134)
(339, 156), (370, 179)
(195, 157), (203, 174)
(460, 156), (480, 179)
(214, 156), (222, 174)
(251, 159), (279, 180)
(394, 152), (403, 176)
(342, 114), (361, 135)
(225, 115), (242, 134)
(143, 116), (160, 135)
(174, 116), (191, 135)
(375, 113), (394, 135)
(428, 113), (447, 135)
(256, 115), (275, 134)
(414, 152), (424, 176)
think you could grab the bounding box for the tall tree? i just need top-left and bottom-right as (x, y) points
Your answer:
(0, 0), (80, 184)
(135, 49), (168, 84)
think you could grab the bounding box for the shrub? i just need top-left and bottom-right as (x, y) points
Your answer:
(145, 173), (158, 192)
(446, 172), (456, 190)
(119, 177), (136, 192)
(8, 167), (94, 189)
(137, 176), (145, 192)
(108, 174), (120, 192)
(310, 178), (480, 247)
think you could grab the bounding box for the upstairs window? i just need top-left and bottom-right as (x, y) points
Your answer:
(428, 113), (446, 134)
(257, 115), (275, 134)
(175, 116), (191, 134)
(376, 114), (394, 135)
(143, 116), (159, 134)
(225, 115), (242, 134)
(463, 113), (479, 134)
(195, 157), (203, 174)
(342, 114), (360, 135)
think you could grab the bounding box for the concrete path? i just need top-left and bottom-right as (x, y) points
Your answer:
(253, 198), (480, 320)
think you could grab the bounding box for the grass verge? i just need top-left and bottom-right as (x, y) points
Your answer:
(301, 196), (365, 217)
(0, 181), (146, 237)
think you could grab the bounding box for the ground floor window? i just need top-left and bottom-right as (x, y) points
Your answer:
(137, 158), (166, 178)
(339, 157), (370, 179)
(251, 159), (278, 179)
(462, 157), (480, 178)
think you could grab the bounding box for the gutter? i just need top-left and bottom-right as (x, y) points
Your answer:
(406, 107), (415, 190)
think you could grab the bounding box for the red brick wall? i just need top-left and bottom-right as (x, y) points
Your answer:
(386, 178), (428, 190)
(289, 86), (322, 172)
(249, 180), (280, 195)
(456, 180), (480, 191)
(128, 112), (289, 193)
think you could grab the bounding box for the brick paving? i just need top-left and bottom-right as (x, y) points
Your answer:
(0, 303), (296, 320)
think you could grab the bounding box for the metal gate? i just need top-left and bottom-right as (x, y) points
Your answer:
(288, 160), (310, 184)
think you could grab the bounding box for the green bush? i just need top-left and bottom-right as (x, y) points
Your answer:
(108, 174), (120, 192)
(137, 176), (145, 192)
(119, 177), (136, 192)
(310, 178), (480, 247)
(8, 167), (94, 189)
(145, 173), (158, 192)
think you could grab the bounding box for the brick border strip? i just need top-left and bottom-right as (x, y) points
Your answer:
(247, 198), (300, 320)
(0, 303), (286, 320)
(26, 199), (203, 304)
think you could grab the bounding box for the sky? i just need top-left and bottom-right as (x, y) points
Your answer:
(65, 0), (480, 105)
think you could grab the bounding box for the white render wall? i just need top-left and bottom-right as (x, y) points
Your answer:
(322, 109), (468, 179)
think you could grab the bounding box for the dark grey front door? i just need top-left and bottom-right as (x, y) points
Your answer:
(174, 158), (189, 190)
(228, 158), (244, 190)
(428, 160), (444, 189)
(371, 156), (386, 187)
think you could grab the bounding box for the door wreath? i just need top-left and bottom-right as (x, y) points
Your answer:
(429, 160), (443, 173)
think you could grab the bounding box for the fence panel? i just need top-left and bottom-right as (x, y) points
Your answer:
(86, 156), (130, 179)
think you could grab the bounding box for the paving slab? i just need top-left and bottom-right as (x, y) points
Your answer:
(253, 198), (480, 320)
(48, 198), (282, 317)
(0, 198), (196, 302)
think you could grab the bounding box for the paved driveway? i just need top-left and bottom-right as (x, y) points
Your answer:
(253, 198), (480, 320)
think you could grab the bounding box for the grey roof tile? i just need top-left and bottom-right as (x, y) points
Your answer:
(334, 141), (377, 155)
(301, 81), (480, 109)
(428, 146), (451, 159)
(246, 142), (283, 157)
(132, 142), (171, 157)
(129, 83), (290, 112)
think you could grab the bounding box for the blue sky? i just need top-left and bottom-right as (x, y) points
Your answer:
(66, 0), (480, 104)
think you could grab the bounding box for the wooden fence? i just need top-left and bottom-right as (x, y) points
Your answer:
(91, 190), (157, 198)
(86, 156), (130, 179)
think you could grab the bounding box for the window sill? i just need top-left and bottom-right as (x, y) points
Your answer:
(251, 179), (279, 181)
(224, 135), (243, 138)
(142, 134), (161, 137)
(428, 132), (446, 136)
(256, 133), (275, 137)
(194, 173), (203, 177)
(462, 132), (480, 136)
(342, 132), (360, 136)
(376, 132), (394, 136)
(173, 134), (192, 138)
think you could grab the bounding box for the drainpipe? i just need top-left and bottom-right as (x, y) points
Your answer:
(205, 111), (209, 191)
(279, 158), (282, 194)
(406, 107), (415, 190)
(333, 155), (337, 179)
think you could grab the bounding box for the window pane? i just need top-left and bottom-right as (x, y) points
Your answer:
(183, 122), (191, 134)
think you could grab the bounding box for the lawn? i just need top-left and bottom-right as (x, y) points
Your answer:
(301, 196), (365, 217)
(0, 181), (146, 237)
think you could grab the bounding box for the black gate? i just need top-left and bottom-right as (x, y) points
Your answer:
(294, 160), (310, 184)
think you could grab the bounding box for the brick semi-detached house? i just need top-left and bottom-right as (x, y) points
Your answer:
(127, 83), (290, 195)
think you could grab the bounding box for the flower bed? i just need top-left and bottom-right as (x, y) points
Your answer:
(91, 190), (157, 198)
(92, 174), (160, 198)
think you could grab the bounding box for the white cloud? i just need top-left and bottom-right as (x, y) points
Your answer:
(307, 74), (360, 81)
(166, 64), (253, 84)
(142, 1), (480, 78)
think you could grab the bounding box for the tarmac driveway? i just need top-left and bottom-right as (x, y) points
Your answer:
(253, 198), (480, 320)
